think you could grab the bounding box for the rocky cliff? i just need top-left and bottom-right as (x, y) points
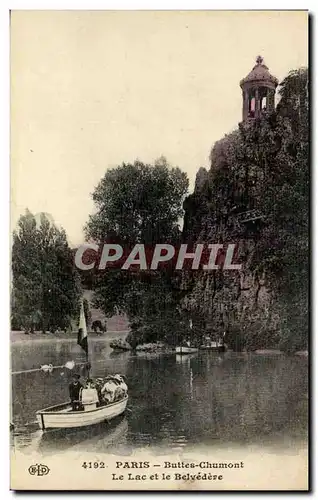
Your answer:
(181, 130), (284, 351)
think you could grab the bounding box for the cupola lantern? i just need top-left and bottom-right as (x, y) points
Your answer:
(240, 56), (278, 121)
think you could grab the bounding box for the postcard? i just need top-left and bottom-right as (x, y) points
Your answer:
(10, 10), (309, 491)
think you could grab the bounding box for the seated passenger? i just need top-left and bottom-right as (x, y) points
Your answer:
(94, 378), (104, 405)
(101, 377), (118, 404)
(80, 379), (99, 411)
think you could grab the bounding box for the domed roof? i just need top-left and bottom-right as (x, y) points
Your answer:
(240, 56), (278, 88)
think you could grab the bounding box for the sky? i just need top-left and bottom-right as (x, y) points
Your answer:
(11, 10), (308, 246)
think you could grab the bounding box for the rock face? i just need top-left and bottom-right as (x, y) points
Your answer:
(181, 166), (279, 351)
(194, 167), (209, 192)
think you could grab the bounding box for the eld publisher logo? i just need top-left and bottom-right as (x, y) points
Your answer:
(28, 464), (50, 476)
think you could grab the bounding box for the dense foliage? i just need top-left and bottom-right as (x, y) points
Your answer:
(243, 70), (308, 351)
(11, 210), (81, 332)
(85, 158), (189, 345)
(85, 157), (188, 244)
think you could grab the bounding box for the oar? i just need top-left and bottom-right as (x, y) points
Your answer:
(11, 361), (87, 375)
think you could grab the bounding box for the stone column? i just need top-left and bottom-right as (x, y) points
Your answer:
(255, 88), (260, 117)
(266, 89), (270, 110)
(242, 90), (249, 121)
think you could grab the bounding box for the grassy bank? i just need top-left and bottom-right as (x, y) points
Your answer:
(10, 330), (130, 344)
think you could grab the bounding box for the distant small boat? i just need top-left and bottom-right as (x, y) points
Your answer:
(36, 396), (128, 430)
(176, 346), (198, 355)
(176, 319), (199, 355)
(200, 335), (226, 352)
(200, 342), (226, 352)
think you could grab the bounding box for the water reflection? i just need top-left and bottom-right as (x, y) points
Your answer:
(37, 416), (129, 455)
(11, 339), (308, 454)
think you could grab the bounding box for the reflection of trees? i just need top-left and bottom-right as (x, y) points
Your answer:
(125, 354), (307, 445)
(12, 350), (308, 448)
(192, 355), (308, 442)
(125, 356), (196, 443)
(12, 371), (70, 428)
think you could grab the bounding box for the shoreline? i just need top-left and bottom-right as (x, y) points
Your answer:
(10, 331), (308, 358)
(10, 330), (129, 344)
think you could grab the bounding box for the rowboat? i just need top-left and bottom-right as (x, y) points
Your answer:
(36, 395), (128, 430)
(175, 346), (198, 355)
(200, 342), (226, 352)
(176, 319), (199, 355)
(200, 335), (226, 352)
(35, 297), (129, 431)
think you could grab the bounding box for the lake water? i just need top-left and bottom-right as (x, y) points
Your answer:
(11, 336), (308, 457)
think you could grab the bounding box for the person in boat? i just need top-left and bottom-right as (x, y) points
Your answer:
(69, 374), (83, 411)
(94, 378), (105, 405)
(182, 338), (192, 347)
(80, 379), (99, 411)
(100, 376), (118, 404)
(100, 375), (128, 403)
(112, 374), (128, 400)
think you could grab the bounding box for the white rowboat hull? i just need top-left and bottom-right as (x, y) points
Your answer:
(200, 343), (226, 351)
(36, 396), (128, 430)
(175, 347), (198, 355)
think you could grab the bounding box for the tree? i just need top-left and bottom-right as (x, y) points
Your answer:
(85, 158), (189, 344)
(85, 157), (188, 245)
(12, 211), (81, 332)
(11, 210), (42, 332)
